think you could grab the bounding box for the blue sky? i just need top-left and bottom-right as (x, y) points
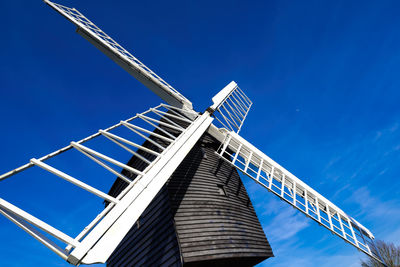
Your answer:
(0, 0), (400, 266)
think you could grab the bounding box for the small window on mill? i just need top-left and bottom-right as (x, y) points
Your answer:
(217, 184), (228, 196)
(200, 146), (208, 159)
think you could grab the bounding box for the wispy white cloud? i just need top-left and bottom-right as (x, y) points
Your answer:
(349, 185), (400, 245)
(321, 121), (400, 183)
(245, 179), (310, 243)
(264, 203), (310, 242)
(351, 186), (400, 219)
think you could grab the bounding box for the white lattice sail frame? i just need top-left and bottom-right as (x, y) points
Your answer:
(0, 104), (214, 265)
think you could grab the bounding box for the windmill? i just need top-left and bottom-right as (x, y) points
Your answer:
(0, 0), (386, 266)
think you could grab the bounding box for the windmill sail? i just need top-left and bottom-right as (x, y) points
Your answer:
(208, 81), (252, 134)
(44, 0), (193, 111)
(215, 129), (384, 263)
(0, 104), (213, 265)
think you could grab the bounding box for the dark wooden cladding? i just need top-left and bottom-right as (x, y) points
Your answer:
(107, 115), (273, 267)
(107, 185), (182, 266)
(168, 133), (273, 266)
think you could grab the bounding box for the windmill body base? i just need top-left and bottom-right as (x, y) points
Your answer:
(107, 133), (273, 266)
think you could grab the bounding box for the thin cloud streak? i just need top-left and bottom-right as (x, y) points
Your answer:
(263, 201), (310, 242)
